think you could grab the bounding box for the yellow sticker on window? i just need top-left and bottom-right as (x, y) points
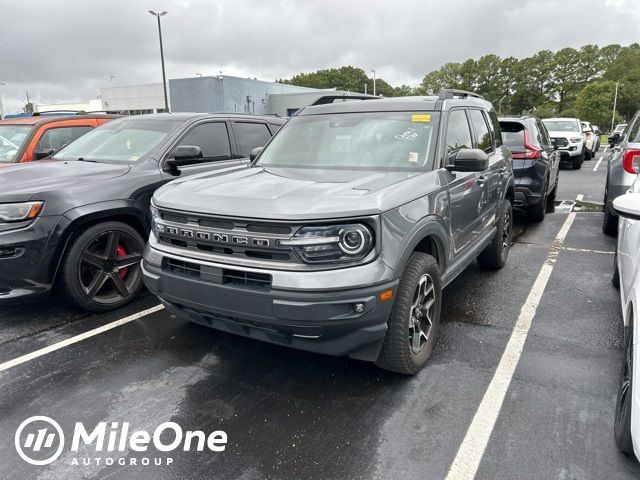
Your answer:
(411, 114), (431, 122)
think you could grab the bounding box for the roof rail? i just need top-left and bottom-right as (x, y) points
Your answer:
(32, 110), (81, 116)
(309, 94), (380, 106)
(438, 89), (485, 100)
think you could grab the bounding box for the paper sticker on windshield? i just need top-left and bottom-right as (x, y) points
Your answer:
(408, 152), (419, 164)
(411, 114), (431, 122)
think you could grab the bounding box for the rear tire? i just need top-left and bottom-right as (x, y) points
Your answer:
(614, 320), (636, 459)
(58, 221), (145, 312)
(603, 202), (618, 236)
(375, 253), (442, 375)
(478, 199), (512, 269)
(612, 252), (620, 289)
(528, 179), (548, 223)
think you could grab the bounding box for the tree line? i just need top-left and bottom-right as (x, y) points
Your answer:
(279, 44), (640, 129)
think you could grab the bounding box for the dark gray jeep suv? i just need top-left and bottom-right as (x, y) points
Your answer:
(143, 90), (515, 374)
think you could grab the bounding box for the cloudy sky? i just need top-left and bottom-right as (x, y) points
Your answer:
(1, 0), (639, 114)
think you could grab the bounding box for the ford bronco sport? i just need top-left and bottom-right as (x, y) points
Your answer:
(143, 90), (515, 374)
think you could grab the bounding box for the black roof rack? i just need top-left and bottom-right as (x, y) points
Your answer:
(438, 89), (485, 100)
(32, 110), (81, 116)
(309, 94), (380, 106)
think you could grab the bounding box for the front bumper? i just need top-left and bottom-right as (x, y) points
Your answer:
(142, 243), (398, 361)
(0, 216), (63, 303)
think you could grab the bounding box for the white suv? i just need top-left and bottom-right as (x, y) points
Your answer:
(581, 121), (600, 159)
(542, 118), (586, 169)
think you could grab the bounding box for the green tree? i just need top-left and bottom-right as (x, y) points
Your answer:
(574, 80), (621, 126)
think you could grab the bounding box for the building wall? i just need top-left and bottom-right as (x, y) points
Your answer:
(266, 90), (360, 117)
(100, 83), (167, 114)
(169, 76), (317, 114)
(34, 99), (103, 113)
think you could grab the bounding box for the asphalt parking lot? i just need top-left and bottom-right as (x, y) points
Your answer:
(1, 146), (638, 480)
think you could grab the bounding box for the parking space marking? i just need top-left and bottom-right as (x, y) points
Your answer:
(0, 305), (164, 373)
(593, 156), (603, 172)
(445, 212), (577, 480)
(576, 194), (584, 202)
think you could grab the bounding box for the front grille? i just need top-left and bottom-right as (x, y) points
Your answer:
(553, 137), (569, 147)
(157, 210), (299, 265)
(163, 258), (272, 291)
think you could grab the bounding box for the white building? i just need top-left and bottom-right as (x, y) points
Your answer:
(100, 83), (168, 115)
(34, 98), (104, 113)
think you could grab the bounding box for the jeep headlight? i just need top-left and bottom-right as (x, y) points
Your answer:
(0, 201), (43, 223)
(280, 223), (374, 263)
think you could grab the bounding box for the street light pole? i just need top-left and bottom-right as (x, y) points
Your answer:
(0, 82), (6, 120)
(611, 82), (619, 133)
(370, 69), (376, 96)
(148, 10), (169, 113)
(498, 95), (507, 115)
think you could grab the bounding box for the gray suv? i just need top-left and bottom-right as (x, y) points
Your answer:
(142, 90), (515, 374)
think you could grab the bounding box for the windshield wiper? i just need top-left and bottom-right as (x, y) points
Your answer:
(76, 157), (99, 163)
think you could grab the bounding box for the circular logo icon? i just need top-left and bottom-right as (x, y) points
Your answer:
(15, 416), (65, 466)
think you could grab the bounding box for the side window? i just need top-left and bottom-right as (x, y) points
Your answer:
(445, 110), (473, 156)
(527, 121), (542, 149)
(627, 117), (640, 143)
(37, 126), (93, 151)
(178, 122), (231, 161)
(488, 110), (503, 147)
(468, 109), (492, 153)
(233, 122), (272, 158)
(537, 121), (552, 149)
(269, 123), (283, 134)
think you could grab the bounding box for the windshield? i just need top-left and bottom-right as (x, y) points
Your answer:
(53, 118), (180, 163)
(542, 120), (581, 132)
(256, 112), (439, 170)
(0, 125), (32, 163)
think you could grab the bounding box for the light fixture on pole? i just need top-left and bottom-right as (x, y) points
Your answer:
(148, 10), (169, 112)
(370, 69), (377, 97)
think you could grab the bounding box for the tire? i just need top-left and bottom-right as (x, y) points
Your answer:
(585, 149), (592, 160)
(527, 179), (548, 223)
(612, 252), (620, 289)
(614, 319), (636, 459)
(375, 253), (442, 375)
(573, 151), (584, 169)
(548, 179), (558, 202)
(603, 202), (619, 236)
(58, 221), (145, 312)
(478, 199), (512, 269)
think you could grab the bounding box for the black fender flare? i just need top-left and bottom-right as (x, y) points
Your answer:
(391, 216), (450, 279)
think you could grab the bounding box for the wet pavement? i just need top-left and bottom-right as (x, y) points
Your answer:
(1, 146), (638, 479)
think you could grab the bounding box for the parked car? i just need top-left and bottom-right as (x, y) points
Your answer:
(499, 115), (560, 221)
(0, 113), (286, 311)
(581, 121), (600, 159)
(603, 112), (640, 235)
(0, 113), (118, 165)
(592, 124), (601, 135)
(612, 176), (640, 460)
(143, 90), (515, 375)
(542, 118), (586, 169)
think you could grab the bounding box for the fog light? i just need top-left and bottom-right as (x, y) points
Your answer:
(353, 303), (365, 313)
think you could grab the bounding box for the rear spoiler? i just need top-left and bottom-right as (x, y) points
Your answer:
(309, 94), (380, 106)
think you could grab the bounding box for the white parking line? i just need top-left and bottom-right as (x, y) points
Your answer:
(0, 304), (164, 373)
(593, 157), (603, 172)
(576, 194), (584, 202)
(445, 212), (577, 480)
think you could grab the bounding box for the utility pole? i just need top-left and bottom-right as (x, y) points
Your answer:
(149, 10), (169, 112)
(0, 82), (6, 119)
(611, 82), (619, 133)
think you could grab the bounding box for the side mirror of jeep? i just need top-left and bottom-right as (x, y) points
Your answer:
(446, 149), (489, 172)
(166, 145), (204, 168)
(609, 132), (620, 146)
(249, 147), (264, 161)
(34, 148), (56, 160)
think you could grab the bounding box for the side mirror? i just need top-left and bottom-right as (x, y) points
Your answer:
(34, 148), (55, 160)
(613, 193), (640, 221)
(446, 149), (489, 172)
(550, 138), (559, 150)
(249, 147), (264, 161)
(609, 132), (621, 146)
(166, 145), (204, 168)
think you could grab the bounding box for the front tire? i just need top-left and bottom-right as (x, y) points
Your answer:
(573, 151), (584, 169)
(615, 319), (636, 458)
(58, 221), (145, 312)
(603, 201), (618, 236)
(375, 253), (442, 375)
(478, 199), (512, 269)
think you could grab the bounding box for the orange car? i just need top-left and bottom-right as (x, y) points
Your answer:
(0, 113), (119, 166)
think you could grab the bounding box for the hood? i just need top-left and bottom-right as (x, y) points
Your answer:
(0, 160), (130, 202)
(154, 166), (435, 220)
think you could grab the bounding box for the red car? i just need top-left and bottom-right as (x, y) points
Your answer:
(0, 113), (118, 166)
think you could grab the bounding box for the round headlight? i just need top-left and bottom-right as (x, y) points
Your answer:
(339, 227), (366, 255)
